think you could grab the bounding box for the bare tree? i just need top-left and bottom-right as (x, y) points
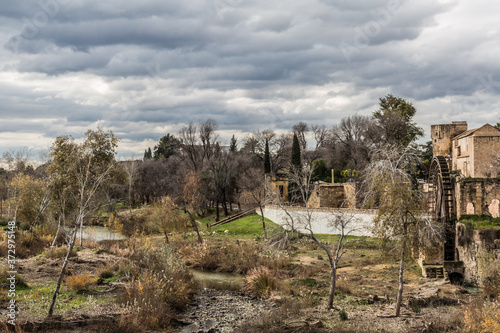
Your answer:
(293, 121), (309, 151)
(238, 166), (269, 239)
(311, 124), (331, 149)
(273, 165), (361, 309)
(121, 159), (140, 210)
(362, 146), (443, 317)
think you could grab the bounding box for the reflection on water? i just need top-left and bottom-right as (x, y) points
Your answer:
(78, 226), (127, 242)
(191, 269), (244, 291)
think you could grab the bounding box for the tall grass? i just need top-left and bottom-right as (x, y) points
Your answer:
(118, 243), (195, 331)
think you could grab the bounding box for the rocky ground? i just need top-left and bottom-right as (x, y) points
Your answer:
(177, 289), (276, 333)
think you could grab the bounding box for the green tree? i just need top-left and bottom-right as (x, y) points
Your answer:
(144, 147), (152, 159)
(264, 139), (271, 174)
(373, 94), (424, 147)
(153, 133), (180, 159)
(311, 158), (329, 182)
(230, 134), (238, 153)
(47, 128), (119, 317)
(288, 133), (302, 203)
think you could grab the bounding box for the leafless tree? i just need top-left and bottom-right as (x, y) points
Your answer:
(272, 165), (361, 309)
(311, 124), (331, 149)
(361, 145), (443, 317)
(121, 159), (140, 210)
(293, 121), (309, 151)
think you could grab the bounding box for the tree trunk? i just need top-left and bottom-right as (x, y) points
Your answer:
(395, 223), (407, 317)
(79, 217), (84, 247)
(48, 226), (77, 317)
(51, 216), (62, 247)
(327, 263), (337, 309)
(215, 201), (220, 222)
(259, 205), (267, 239)
(187, 211), (203, 244)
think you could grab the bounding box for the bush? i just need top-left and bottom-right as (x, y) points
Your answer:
(65, 273), (95, 292)
(118, 244), (195, 331)
(177, 240), (290, 274)
(44, 246), (77, 259)
(479, 252), (500, 298)
(244, 266), (279, 298)
(463, 298), (500, 333)
(0, 267), (28, 290)
(339, 308), (348, 321)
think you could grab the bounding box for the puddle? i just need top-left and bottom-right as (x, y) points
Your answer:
(191, 269), (244, 291)
(76, 226), (127, 242)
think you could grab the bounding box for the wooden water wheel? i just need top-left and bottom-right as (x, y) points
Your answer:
(428, 156), (456, 261)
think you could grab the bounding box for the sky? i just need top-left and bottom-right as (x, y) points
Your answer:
(1, 0), (499, 160)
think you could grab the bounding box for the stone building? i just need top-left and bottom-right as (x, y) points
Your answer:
(421, 121), (500, 283)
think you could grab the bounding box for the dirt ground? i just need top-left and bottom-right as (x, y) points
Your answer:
(0, 237), (473, 332)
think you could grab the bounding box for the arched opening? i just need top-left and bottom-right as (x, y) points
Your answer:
(448, 272), (464, 285)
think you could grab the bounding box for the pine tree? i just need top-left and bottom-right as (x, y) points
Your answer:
(143, 147), (152, 159)
(264, 139), (271, 174)
(230, 135), (238, 153)
(288, 133), (302, 203)
(291, 133), (301, 170)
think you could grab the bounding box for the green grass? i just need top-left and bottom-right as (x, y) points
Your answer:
(16, 281), (113, 317)
(459, 215), (500, 229)
(206, 214), (280, 238)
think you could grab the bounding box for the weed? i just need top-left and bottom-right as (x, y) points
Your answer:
(410, 299), (422, 313)
(44, 246), (77, 259)
(339, 308), (348, 321)
(244, 266), (279, 298)
(463, 298), (500, 333)
(65, 274), (95, 292)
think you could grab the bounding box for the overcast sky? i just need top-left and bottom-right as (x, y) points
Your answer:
(1, 0), (499, 160)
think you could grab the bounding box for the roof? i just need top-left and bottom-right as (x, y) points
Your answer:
(453, 124), (500, 140)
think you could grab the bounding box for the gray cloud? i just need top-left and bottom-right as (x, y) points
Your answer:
(0, 0), (499, 159)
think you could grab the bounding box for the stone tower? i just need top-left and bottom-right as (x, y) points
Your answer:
(430, 121), (468, 157)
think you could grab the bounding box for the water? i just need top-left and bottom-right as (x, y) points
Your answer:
(191, 269), (244, 291)
(77, 226), (127, 242)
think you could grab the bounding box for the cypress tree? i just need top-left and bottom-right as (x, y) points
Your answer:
(144, 147), (152, 159)
(230, 134), (237, 153)
(264, 139), (271, 174)
(291, 133), (301, 170)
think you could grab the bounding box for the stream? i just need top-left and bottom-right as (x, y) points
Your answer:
(180, 270), (275, 333)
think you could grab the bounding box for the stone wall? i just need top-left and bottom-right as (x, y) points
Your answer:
(456, 222), (500, 285)
(457, 178), (500, 218)
(431, 122), (468, 157)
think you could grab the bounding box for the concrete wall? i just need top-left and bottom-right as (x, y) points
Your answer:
(262, 205), (375, 237)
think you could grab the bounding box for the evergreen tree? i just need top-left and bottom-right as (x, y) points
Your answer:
(230, 134), (238, 153)
(144, 147), (152, 159)
(291, 133), (301, 170)
(153, 133), (180, 159)
(264, 139), (271, 174)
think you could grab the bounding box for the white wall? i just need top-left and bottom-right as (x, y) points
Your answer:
(261, 205), (375, 237)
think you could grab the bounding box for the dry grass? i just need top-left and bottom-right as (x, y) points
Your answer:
(0, 230), (51, 258)
(463, 298), (500, 333)
(117, 243), (195, 331)
(65, 273), (95, 292)
(244, 266), (279, 298)
(177, 240), (290, 274)
(44, 245), (77, 259)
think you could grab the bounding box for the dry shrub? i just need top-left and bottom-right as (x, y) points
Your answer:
(0, 231), (51, 258)
(479, 252), (500, 299)
(66, 273), (95, 292)
(178, 241), (290, 274)
(81, 239), (100, 249)
(244, 266), (279, 298)
(336, 276), (353, 295)
(463, 298), (500, 333)
(118, 244), (195, 331)
(44, 245), (77, 259)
